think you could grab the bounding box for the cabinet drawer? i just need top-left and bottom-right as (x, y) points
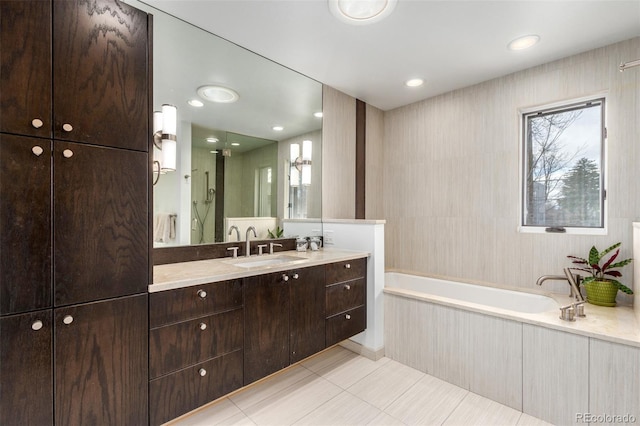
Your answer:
(326, 305), (366, 347)
(149, 350), (243, 426)
(150, 279), (242, 327)
(325, 278), (365, 317)
(149, 308), (243, 379)
(325, 258), (366, 284)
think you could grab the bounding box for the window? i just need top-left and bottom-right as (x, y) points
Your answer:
(521, 98), (606, 232)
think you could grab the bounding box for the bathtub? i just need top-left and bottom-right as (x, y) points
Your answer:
(384, 271), (557, 314)
(383, 271), (640, 425)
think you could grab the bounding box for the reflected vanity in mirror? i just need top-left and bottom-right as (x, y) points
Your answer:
(128, 1), (323, 250)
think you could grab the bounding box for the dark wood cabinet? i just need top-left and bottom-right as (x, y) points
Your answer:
(0, 0), (52, 139)
(53, 142), (148, 306)
(0, 310), (53, 426)
(0, 0), (148, 150)
(244, 271), (291, 385)
(289, 265), (326, 363)
(54, 294), (148, 426)
(52, 0), (149, 150)
(0, 134), (51, 315)
(325, 258), (367, 347)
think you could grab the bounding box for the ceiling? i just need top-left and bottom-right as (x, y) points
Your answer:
(142, 0), (640, 112)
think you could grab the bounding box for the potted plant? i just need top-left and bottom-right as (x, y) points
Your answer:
(568, 242), (633, 306)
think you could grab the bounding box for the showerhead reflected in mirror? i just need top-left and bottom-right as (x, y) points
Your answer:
(126, 1), (323, 247)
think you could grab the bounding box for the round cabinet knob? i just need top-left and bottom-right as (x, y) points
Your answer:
(31, 320), (43, 331)
(62, 149), (73, 158)
(345, 314), (351, 320)
(199, 368), (207, 377)
(345, 263), (351, 269)
(32, 146), (44, 156)
(31, 118), (44, 129)
(199, 323), (207, 331)
(292, 273), (299, 280)
(63, 315), (74, 325)
(344, 284), (351, 290)
(62, 123), (73, 132)
(197, 289), (207, 299)
(282, 274), (289, 282)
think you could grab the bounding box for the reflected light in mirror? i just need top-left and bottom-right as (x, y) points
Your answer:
(302, 139), (312, 185)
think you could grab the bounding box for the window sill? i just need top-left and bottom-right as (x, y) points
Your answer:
(518, 226), (607, 236)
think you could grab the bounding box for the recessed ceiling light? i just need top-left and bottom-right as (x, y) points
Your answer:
(405, 78), (424, 87)
(188, 99), (204, 107)
(206, 137), (218, 143)
(231, 142), (240, 146)
(273, 126), (284, 131)
(314, 111), (323, 118)
(329, 0), (397, 25)
(508, 35), (540, 51)
(197, 85), (239, 103)
(210, 150), (218, 154)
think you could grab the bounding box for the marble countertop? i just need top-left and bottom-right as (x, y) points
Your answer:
(151, 248), (370, 293)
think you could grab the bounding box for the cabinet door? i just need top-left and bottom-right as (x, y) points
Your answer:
(290, 265), (325, 363)
(243, 272), (290, 385)
(0, 310), (53, 425)
(53, 142), (148, 306)
(0, 0), (52, 138)
(0, 134), (51, 315)
(52, 0), (148, 150)
(54, 294), (148, 425)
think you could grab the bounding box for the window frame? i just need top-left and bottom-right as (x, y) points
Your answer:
(518, 95), (608, 235)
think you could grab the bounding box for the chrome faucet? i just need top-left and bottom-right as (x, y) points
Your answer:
(245, 226), (257, 257)
(536, 268), (584, 302)
(228, 225), (240, 241)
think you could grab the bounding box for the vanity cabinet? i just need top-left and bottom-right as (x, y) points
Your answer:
(0, 0), (149, 150)
(149, 280), (244, 426)
(325, 258), (367, 346)
(243, 264), (333, 384)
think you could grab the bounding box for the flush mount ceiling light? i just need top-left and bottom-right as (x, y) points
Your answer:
(197, 85), (239, 103)
(206, 137), (218, 143)
(272, 126), (284, 131)
(314, 111), (323, 118)
(508, 35), (540, 51)
(405, 78), (424, 87)
(188, 99), (204, 107)
(328, 0), (397, 25)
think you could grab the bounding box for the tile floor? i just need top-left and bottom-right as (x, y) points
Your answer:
(168, 346), (552, 426)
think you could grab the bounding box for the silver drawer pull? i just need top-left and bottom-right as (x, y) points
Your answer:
(345, 314), (351, 320)
(344, 284), (351, 290)
(197, 289), (207, 299)
(32, 146), (44, 156)
(31, 320), (43, 331)
(345, 263), (351, 269)
(62, 149), (73, 158)
(292, 273), (299, 280)
(62, 123), (73, 132)
(31, 118), (44, 129)
(199, 368), (207, 377)
(199, 323), (207, 331)
(282, 274), (289, 282)
(63, 315), (73, 325)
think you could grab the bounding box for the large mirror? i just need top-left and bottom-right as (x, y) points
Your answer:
(128, 1), (323, 247)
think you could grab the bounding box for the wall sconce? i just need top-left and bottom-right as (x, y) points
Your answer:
(152, 104), (177, 185)
(290, 140), (312, 187)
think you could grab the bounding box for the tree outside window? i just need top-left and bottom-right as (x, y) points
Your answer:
(522, 99), (605, 229)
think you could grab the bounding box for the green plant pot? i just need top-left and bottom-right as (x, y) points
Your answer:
(584, 280), (618, 307)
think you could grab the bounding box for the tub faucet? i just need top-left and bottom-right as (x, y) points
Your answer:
(228, 225), (240, 241)
(245, 226), (257, 257)
(536, 268), (584, 302)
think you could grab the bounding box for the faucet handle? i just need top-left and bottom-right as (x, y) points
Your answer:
(227, 247), (239, 258)
(269, 242), (282, 254)
(257, 244), (268, 256)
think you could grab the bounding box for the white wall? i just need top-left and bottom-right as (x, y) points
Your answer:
(377, 38), (639, 300)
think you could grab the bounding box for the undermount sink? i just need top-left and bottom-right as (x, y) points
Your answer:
(226, 254), (306, 269)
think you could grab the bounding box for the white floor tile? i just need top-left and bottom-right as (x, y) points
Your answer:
(443, 392), (522, 426)
(293, 391), (381, 425)
(169, 398), (243, 426)
(317, 352), (389, 389)
(366, 411), (406, 426)
(243, 374), (343, 425)
(347, 359), (424, 410)
(516, 412), (555, 426)
(384, 374), (468, 425)
(230, 365), (314, 411)
(300, 346), (356, 373)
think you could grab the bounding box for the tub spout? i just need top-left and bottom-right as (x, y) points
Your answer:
(536, 270), (584, 302)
